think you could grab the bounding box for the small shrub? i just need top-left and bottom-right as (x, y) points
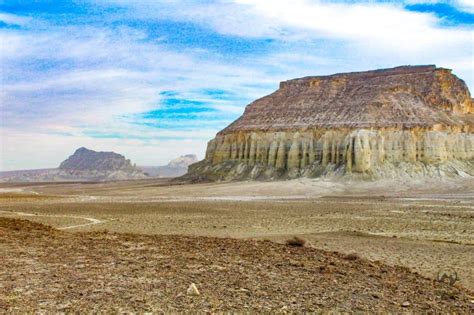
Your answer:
(345, 252), (359, 261)
(437, 268), (458, 285)
(286, 236), (306, 247)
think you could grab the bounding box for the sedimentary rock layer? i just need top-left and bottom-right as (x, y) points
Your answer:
(57, 147), (146, 181)
(60, 147), (138, 172)
(187, 66), (473, 180)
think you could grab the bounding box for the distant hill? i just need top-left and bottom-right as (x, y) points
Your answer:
(139, 154), (198, 178)
(0, 147), (146, 182)
(0, 168), (57, 182)
(0, 151), (199, 182)
(60, 147), (138, 172)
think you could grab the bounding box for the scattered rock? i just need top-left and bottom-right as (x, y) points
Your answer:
(401, 301), (411, 307)
(187, 283), (200, 296)
(2, 217), (473, 312)
(344, 253), (359, 261)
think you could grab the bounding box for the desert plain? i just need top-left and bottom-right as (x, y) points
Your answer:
(1, 177), (473, 312)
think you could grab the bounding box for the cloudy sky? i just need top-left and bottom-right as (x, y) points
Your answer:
(0, 0), (473, 171)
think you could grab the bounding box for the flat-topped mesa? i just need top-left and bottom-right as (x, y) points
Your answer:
(58, 147), (147, 180)
(59, 147), (137, 172)
(186, 66), (474, 181)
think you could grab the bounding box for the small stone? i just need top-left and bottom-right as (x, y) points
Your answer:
(187, 283), (200, 296)
(401, 301), (410, 307)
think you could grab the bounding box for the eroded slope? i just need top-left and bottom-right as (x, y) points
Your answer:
(187, 66), (473, 180)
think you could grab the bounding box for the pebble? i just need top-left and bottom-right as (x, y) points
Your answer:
(187, 283), (200, 296)
(401, 301), (410, 307)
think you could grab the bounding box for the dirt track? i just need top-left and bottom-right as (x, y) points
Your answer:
(0, 210), (104, 230)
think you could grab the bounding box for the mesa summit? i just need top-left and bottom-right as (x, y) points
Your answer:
(185, 65), (473, 181)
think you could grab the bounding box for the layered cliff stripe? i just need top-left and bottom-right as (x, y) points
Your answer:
(186, 65), (473, 180)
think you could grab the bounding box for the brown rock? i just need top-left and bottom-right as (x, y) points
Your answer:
(186, 66), (473, 180)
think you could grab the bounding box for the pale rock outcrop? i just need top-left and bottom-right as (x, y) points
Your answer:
(140, 154), (198, 178)
(186, 66), (473, 181)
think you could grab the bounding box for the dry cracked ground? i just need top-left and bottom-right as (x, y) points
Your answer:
(0, 177), (473, 312)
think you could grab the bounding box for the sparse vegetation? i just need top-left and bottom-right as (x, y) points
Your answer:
(0, 178), (472, 293)
(286, 236), (306, 247)
(0, 193), (58, 200)
(344, 252), (359, 261)
(1, 217), (473, 313)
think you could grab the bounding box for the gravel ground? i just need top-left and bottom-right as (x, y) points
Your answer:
(1, 218), (472, 313)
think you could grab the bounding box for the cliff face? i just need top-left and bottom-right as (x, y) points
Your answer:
(58, 147), (146, 181)
(0, 148), (147, 182)
(139, 154), (198, 178)
(187, 66), (473, 181)
(59, 147), (137, 172)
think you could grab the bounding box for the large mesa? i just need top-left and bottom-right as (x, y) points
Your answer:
(187, 65), (473, 180)
(58, 147), (146, 180)
(59, 147), (137, 172)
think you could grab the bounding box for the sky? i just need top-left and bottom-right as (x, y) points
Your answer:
(0, 0), (473, 171)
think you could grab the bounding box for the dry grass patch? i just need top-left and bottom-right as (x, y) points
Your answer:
(286, 236), (306, 247)
(0, 193), (58, 201)
(344, 252), (360, 261)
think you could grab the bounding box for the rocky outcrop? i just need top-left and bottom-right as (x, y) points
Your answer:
(59, 147), (138, 172)
(186, 66), (473, 181)
(57, 147), (146, 180)
(139, 154), (198, 178)
(1, 148), (147, 182)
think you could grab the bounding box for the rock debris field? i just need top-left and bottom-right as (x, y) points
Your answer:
(1, 218), (473, 313)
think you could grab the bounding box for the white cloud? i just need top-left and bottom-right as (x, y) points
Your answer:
(179, 0), (473, 87)
(455, 0), (474, 13)
(0, 23), (277, 130)
(1, 1), (473, 170)
(105, 1), (472, 84)
(0, 13), (31, 26)
(116, 0), (471, 54)
(229, 0), (471, 53)
(0, 16), (284, 169)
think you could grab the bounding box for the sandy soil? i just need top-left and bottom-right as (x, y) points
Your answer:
(1, 218), (473, 313)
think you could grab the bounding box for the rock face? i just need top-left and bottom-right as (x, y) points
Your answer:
(139, 154), (198, 178)
(0, 148), (147, 182)
(186, 66), (473, 180)
(59, 147), (137, 172)
(58, 147), (146, 180)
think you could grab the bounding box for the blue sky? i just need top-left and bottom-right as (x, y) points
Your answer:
(0, 0), (473, 170)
